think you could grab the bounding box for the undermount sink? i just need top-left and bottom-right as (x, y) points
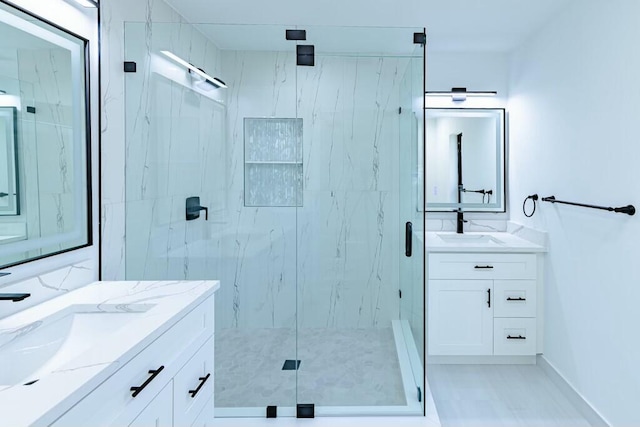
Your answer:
(436, 233), (505, 245)
(0, 304), (154, 387)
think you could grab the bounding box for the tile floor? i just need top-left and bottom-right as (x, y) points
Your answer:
(428, 364), (594, 427)
(215, 327), (406, 408)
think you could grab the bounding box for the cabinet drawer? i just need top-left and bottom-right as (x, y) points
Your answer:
(190, 394), (214, 427)
(493, 281), (537, 318)
(493, 318), (536, 356)
(128, 381), (173, 427)
(52, 296), (214, 427)
(174, 335), (214, 427)
(429, 253), (537, 280)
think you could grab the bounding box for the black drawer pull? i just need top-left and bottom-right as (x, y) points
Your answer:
(506, 297), (526, 301)
(130, 366), (164, 397)
(474, 265), (494, 269)
(507, 335), (526, 340)
(487, 288), (491, 308)
(189, 373), (211, 398)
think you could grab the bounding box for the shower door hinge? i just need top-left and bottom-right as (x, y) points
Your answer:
(297, 45), (315, 66)
(399, 289), (402, 299)
(413, 32), (426, 46)
(124, 61), (137, 73)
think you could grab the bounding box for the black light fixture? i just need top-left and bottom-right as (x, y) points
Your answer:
(161, 51), (227, 89)
(425, 87), (497, 102)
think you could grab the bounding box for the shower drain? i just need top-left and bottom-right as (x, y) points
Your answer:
(282, 359), (301, 370)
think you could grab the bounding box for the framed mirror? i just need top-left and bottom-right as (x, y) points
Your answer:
(423, 108), (505, 212)
(0, 2), (91, 266)
(0, 106), (18, 215)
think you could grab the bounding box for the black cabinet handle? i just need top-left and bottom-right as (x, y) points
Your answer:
(507, 335), (526, 340)
(506, 297), (526, 301)
(487, 288), (491, 308)
(130, 366), (164, 397)
(405, 222), (412, 257)
(475, 265), (494, 269)
(188, 373), (211, 398)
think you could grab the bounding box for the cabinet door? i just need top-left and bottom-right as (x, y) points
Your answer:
(428, 280), (493, 355)
(128, 382), (173, 427)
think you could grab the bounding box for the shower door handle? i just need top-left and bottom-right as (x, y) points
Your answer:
(405, 222), (412, 257)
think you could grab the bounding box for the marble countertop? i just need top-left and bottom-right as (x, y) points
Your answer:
(0, 280), (219, 427)
(424, 231), (546, 253)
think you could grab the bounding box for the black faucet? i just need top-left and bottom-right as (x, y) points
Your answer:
(456, 209), (466, 234)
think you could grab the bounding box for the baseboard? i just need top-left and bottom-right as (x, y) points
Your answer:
(536, 355), (610, 427)
(428, 355), (536, 365)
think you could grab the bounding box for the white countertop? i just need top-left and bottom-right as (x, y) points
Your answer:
(0, 280), (219, 427)
(424, 231), (546, 253)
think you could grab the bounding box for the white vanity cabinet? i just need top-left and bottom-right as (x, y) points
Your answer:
(428, 253), (539, 359)
(50, 295), (215, 427)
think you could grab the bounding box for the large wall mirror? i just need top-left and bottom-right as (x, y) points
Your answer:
(0, 2), (91, 267)
(424, 108), (505, 212)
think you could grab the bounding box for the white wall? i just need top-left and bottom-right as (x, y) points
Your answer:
(0, 0), (99, 320)
(508, 1), (640, 425)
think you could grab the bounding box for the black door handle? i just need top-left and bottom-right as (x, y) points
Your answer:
(405, 222), (412, 257)
(130, 366), (164, 397)
(487, 288), (491, 308)
(188, 373), (211, 398)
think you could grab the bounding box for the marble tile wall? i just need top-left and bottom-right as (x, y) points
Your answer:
(100, 0), (190, 281)
(106, 5), (423, 332)
(217, 51), (412, 329)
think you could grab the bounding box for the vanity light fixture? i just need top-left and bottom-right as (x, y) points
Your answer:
(160, 50), (227, 89)
(67, 0), (98, 7)
(425, 87), (497, 102)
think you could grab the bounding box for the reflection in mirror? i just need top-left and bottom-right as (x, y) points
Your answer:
(0, 106), (18, 215)
(423, 108), (505, 212)
(0, 3), (90, 266)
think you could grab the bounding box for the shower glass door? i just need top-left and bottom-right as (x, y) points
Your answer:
(294, 26), (425, 415)
(125, 21), (425, 418)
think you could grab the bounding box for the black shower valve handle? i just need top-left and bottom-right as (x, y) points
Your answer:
(185, 196), (209, 221)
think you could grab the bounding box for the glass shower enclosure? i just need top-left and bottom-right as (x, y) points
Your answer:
(124, 22), (425, 417)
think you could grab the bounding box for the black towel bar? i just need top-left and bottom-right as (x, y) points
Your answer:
(541, 196), (635, 216)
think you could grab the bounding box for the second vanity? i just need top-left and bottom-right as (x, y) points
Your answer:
(425, 230), (546, 363)
(0, 280), (219, 427)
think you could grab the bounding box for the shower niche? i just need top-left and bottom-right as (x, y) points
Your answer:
(244, 118), (303, 207)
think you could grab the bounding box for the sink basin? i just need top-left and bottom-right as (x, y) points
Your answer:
(436, 233), (505, 245)
(0, 304), (154, 387)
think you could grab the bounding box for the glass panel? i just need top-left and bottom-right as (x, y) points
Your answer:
(398, 45), (426, 413)
(124, 22), (299, 416)
(295, 26), (425, 415)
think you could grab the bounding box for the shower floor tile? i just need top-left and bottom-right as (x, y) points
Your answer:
(215, 327), (406, 408)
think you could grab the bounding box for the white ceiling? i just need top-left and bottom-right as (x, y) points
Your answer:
(165, 0), (576, 52)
